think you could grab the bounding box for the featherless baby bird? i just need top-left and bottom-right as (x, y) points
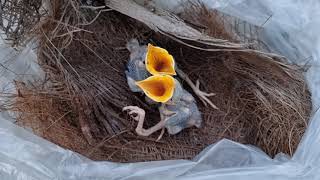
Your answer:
(124, 39), (217, 140)
(125, 39), (150, 92)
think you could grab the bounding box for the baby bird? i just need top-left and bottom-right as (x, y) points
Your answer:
(125, 39), (177, 92)
(160, 77), (202, 135)
(124, 39), (216, 139)
(125, 39), (150, 92)
(123, 76), (202, 140)
(125, 39), (216, 108)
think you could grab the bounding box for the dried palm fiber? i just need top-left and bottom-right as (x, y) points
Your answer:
(0, 0), (43, 46)
(0, 0), (311, 162)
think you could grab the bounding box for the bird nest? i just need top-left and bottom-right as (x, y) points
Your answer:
(2, 0), (311, 162)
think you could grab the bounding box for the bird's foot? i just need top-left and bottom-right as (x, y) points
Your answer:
(123, 106), (167, 139)
(123, 106), (145, 121)
(176, 68), (218, 110)
(193, 79), (219, 109)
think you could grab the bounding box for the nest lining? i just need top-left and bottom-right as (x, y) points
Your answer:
(1, 0), (311, 162)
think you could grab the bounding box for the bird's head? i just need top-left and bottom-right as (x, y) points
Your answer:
(145, 44), (176, 76)
(136, 75), (175, 103)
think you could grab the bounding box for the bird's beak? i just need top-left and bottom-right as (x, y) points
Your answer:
(136, 75), (175, 103)
(145, 44), (176, 76)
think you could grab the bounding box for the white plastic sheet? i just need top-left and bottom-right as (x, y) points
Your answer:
(0, 41), (43, 123)
(1, 0), (320, 179)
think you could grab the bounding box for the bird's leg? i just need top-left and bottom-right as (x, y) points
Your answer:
(156, 128), (165, 141)
(123, 106), (166, 137)
(155, 105), (166, 141)
(161, 108), (176, 116)
(176, 68), (218, 109)
(159, 102), (177, 116)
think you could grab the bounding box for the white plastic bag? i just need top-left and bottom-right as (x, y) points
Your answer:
(1, 0), (320, 179)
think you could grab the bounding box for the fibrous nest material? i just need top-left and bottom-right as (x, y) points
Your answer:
(0, 0), (43, 46)
(1, 0), (311, 162)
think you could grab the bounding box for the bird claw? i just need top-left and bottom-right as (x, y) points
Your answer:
(123, 106), (166, 139)
(194, 79), (218, 110)
(176, 68), (218, 110)
(156, 128), (165, 141)
(196, 79), (200, 89)
(123, 106), (145, 121)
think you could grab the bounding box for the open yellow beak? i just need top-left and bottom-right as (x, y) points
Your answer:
(145, 44), (176, 76)
(136, 75), (175, 103)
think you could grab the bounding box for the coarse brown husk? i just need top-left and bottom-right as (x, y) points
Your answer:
(4, 0), (311, 162)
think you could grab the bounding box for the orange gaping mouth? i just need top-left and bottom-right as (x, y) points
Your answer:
(136, 75), (175, 103)
(145, 44), (176, 76)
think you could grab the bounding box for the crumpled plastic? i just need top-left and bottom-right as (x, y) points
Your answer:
(1, 0), (320, 179)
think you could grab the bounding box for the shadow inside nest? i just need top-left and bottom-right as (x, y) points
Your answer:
(10, 1), (312, 162)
